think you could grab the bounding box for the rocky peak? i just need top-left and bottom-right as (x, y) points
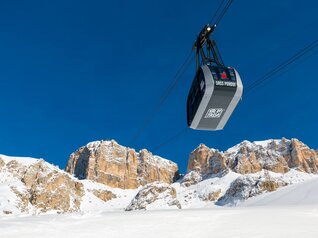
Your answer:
(187, 143), (228, 176)
(65, 140), (180, 189)
(225, 139), (291, 174)
(289, 138), (318, 173)
(0, 155), (85, 214)
(187, 138), (318, 178)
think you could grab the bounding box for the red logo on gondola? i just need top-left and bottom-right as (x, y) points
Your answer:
(221, 72), (228, 79)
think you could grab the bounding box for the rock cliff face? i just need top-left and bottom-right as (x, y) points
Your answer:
(289, 139), (318, 173)
(180, 138), (318, 206)
(22, 163), (84, 213)
(187, 144), (228, 175)
(65, 140), (180, 189)
(0, 156), (85, 214)
(187, 138), (318, 178)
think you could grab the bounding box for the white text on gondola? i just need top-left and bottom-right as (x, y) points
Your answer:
(215, 81), (236, 87)
(204, 108), (224, 118)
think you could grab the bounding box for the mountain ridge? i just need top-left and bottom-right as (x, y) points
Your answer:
(0, 137), (317, 215)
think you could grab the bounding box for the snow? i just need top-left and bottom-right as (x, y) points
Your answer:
(225, 138), (289, 154)
(253, 139), (282, 147)
(173, 171), (241, 208)
(80, 179), (140, 212)
(1, 206), (318, 238)
(241, 176), (318, 207)
(0, 154), (40, 166)
(226, 140), (253, 153)
(153, 155), (177, 167)
(1, 176), (318, 237)
(86, 140), (102, 148)
(0, 183), (21, 214)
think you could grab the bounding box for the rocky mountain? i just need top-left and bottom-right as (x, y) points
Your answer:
(0, 155), (84, 214)
(187, 139), (317, 204)
(187, 138), (318, 177)
(120, 138), (318, 209)
(65, 140), (179, 189)
(0, 138), (317, 216)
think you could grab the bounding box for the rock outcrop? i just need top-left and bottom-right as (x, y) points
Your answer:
(0, 156), (85, 214)
(0, 155), (125, 216)
(125, 182), (181, 211)
(289, 139), (318, 173)
(187, 139), (318, 180)
(217, 175), (288, 206)
(182, 170), (203, 187)
(88, 189), (116, 202)
(226, 139), (290, 174)
(65, 140), (180, 189)
(187, 144), (228, 176)
(23, 163), (84, 213)
(180, 138), (318, 206)
(199, 189), (222, 202)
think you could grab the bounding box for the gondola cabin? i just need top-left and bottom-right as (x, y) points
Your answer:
(187, 64), (243, 130)
(186, 24), (243, 131)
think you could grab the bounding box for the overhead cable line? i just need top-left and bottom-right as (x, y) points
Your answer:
(130, 52), (194, 144)
(152, 127), (188, 152)
(214, 0), (234, 25)
(209, 0), (226, 25)
(244, 39), (318, 96)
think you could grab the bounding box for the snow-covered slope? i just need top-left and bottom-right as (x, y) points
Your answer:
(174, 169), (315, 208)
(241, 176), (318, 207)
(2, 203), (318, 238)
(3, 175), (318, 238)
(0, 155), (139, 215)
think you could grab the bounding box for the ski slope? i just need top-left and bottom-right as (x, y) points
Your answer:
(241, 176), (318, 207)
(1, 207), (318, 238)
(1, 177), (318, 238)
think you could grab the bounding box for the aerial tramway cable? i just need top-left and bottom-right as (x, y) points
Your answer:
(209, 0), (226, 25)
(213, 0), (234, 25)
(244, 39), (318, 97)
(129, 51), (194, 144)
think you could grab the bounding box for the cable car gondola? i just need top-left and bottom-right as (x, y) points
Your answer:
(187, 24), (243, 130)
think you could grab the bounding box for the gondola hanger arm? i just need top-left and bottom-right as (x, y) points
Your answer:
(193, 24), (217, 50)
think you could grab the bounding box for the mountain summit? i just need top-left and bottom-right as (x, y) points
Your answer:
(65, 140), (180, 189)
(188, 138), (318, 177)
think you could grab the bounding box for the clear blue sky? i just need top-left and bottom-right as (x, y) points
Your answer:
(0, 0), (317, 172)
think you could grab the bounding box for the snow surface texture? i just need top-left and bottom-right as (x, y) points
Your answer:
(1, 177), (318, 238)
